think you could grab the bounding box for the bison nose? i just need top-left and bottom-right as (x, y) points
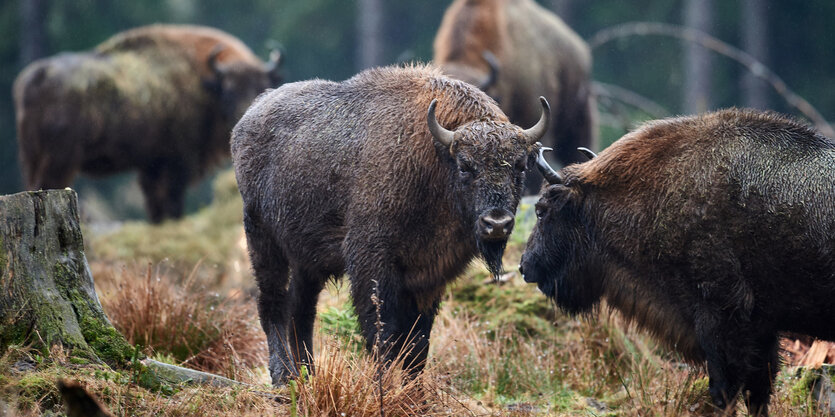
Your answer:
(479, 211), (515, 240)
(519, 254), (536, 283)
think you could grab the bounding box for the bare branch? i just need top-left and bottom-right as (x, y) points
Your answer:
(593, 81), (669, 119)
(589, 22), (835, 138)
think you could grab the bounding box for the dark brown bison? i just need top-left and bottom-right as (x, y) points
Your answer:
(434, 0), (596, 193)
(520, 109), (835, 416)
(231, 64), (549, 385)
(14, 24), (282, 223)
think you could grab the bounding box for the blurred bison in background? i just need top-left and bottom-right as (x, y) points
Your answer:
(14, 24), (282, 223)
(434, 0), (596, 193)
(520, 109), (835, 416)
(232, 64), (549, 385)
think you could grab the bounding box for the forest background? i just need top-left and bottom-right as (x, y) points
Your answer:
(0, 0), (830, 218)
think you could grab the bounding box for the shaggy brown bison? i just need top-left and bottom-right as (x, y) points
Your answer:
(520, 109), (835, 415)
(231, 64), (549, 385)
(14, 24), (282, 223)
(434, 0), (596, 193)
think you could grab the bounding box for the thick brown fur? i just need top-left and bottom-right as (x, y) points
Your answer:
(521, 108), (835, 416)
(14, 24), (280, 222)
(434, 0), (597, 193)
(232, 64), (541, 385)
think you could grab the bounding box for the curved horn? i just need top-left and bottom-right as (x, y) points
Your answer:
(536, 146), (563, 184)
(265, 49), (282, 77)
(427, 99), (456, 147)
(577, 147), (597, 160)
(478, 50), (500, 91)
(523, 97), (551, 145)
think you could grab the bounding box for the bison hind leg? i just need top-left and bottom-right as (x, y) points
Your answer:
(244, 211), (296, 386)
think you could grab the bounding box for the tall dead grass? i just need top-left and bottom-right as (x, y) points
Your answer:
(95, 263), (266, 382)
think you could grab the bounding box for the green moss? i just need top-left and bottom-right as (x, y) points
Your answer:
(450, 277), (555, 337)
(790, 367), (818, 406)
(78, 315), (135, 368)
(51, 262), (135, 368)
(69, 356), (91, 365)
(15, 372), (61, 410)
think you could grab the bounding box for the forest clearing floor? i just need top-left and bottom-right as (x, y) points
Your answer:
(2, 172), (832, 416)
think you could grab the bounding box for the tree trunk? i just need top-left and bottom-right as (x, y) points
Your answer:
(682, 0), (714, 114)
(0, 190), (275, 391)
(356, 0), (384, 71)
(20, 0), (48, 66)
(0, 190), (134, 366)
(741, 0), (770, 109)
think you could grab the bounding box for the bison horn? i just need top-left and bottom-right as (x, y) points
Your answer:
(479, 50), (500, 91)
(536, 145), (563, 184)
(427, 99), (456, 147)
(265, 49), (282, 77)
(523, 97), (551, 145)
(578, 147), (597, 160)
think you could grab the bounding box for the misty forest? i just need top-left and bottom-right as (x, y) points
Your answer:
(2, 0), (835, 416)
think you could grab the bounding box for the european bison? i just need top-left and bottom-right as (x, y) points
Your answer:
(231, 64), (549, 385)
(520, 109), (835, 415)
(434, 0), (596, 193)
(14, 24), (282, 223)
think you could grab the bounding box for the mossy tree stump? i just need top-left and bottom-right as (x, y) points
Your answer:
(0, 189), (134, 366)
(0, 189), (247, 390)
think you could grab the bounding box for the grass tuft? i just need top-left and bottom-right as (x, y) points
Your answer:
(96, 263), (266, 382)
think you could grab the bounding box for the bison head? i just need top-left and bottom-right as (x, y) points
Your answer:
(427, 96), (548, 278)
(205, 47), (283, 123)
(519, 149), (603, 315)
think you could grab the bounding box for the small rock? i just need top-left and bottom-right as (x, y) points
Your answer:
(11, 360), (36, 373)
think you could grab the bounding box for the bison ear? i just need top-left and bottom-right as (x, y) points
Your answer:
(542, 183), (575, 212)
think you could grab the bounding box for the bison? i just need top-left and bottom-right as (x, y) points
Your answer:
(520, 109), (835, 415)
(231, 64), (549, 385)
(434, 0), (596, 193)
(14, 24), (282, 223)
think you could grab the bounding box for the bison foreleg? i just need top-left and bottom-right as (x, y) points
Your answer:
(349, 269), (437, 377)
(139, 160), (189, 223)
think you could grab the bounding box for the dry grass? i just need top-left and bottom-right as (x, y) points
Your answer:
(95, 263), (266, 382)
(4, 187), (833, 416)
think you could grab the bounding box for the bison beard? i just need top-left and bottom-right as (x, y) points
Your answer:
(477, 238), (506, 279)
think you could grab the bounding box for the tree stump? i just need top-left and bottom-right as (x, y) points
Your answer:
(0, 189), (134, 366)
(0, 189), (260, 391)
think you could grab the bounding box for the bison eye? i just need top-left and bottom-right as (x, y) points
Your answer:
(515, 158), (527, 172)
(458, 161), (476, 176)
(535, 203), (547, 219)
